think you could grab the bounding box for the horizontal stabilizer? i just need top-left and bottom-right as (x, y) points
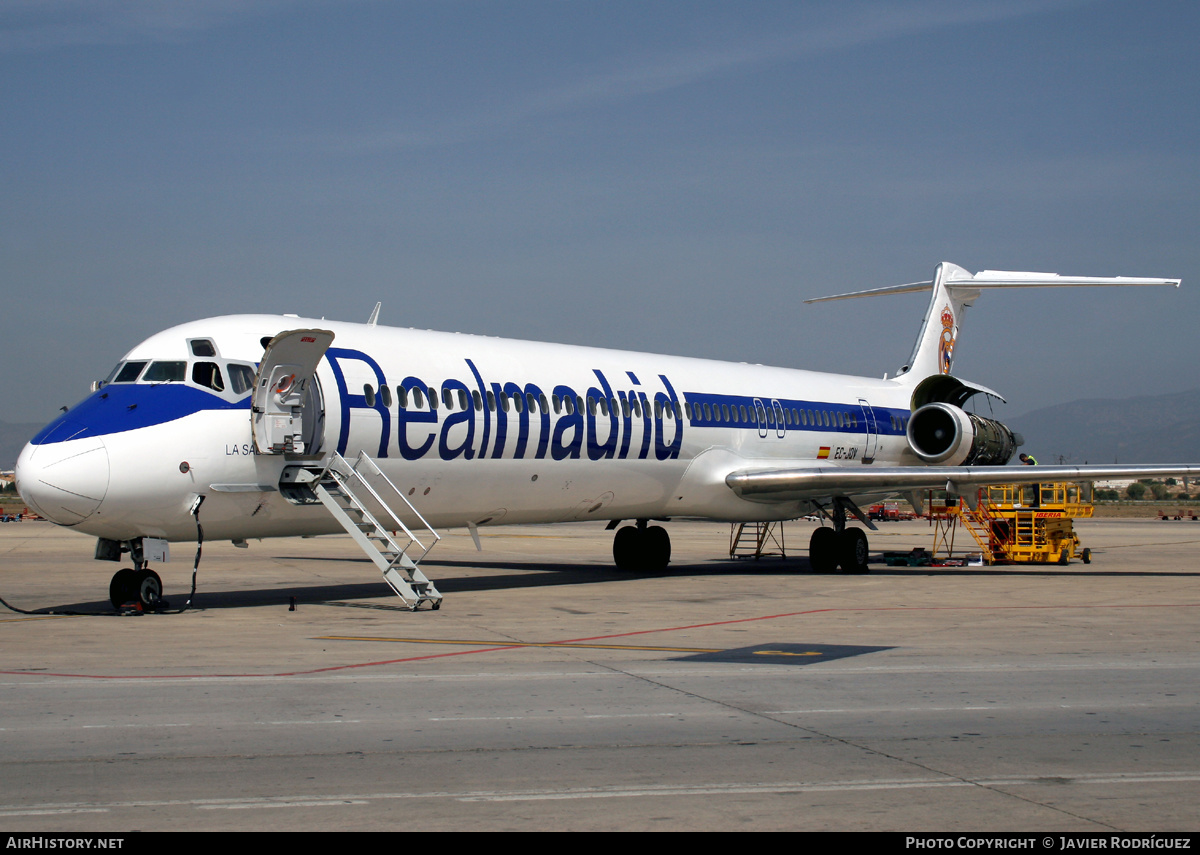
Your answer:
(805, 269), (1180, 304)
(806, 262), (1181, 380)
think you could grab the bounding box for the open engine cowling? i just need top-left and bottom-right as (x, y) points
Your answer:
(905, 402), (1020, 466)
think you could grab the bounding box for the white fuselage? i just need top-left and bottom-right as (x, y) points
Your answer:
(16, 314), (918, 543)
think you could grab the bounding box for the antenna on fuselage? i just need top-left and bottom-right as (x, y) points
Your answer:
(367, 302), (381, 326)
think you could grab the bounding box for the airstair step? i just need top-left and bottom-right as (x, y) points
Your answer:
(313, 451), (443, 610)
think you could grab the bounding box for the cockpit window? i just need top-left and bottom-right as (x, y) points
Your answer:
(227, 364), (255, 396)
(189, 339), (217, 357)
(143, 361), (186, 383)
(192, 362), (225, 392)
(113, 361), (148, 383)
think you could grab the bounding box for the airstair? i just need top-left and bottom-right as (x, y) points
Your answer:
(729, 521), (787, 559)
(308, 452), (443, 610)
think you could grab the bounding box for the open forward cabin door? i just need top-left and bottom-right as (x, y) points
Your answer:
(252, 329), (334, 455)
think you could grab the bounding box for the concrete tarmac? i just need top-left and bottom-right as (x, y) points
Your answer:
(0, 517), (1198, 831)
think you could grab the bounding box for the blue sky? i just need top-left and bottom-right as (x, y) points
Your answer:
(3, 0), (1197, 425)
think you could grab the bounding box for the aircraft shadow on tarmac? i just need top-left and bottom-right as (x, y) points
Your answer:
(22, 555), (1200, 614)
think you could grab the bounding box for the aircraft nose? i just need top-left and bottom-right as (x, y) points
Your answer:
(15, 428), (110, 525)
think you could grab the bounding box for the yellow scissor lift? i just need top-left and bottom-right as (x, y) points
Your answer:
(934, 481), (1094, 565)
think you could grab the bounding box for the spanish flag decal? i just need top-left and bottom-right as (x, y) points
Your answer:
(817, 447), (831, 459)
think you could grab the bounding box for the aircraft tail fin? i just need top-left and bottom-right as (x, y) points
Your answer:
(805, 262), (1180, 381)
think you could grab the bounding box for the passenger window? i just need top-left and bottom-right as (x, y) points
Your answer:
(428, 387), (438, 409)
(473, 390), (483, 411)
(364, 384), (376, 407)
(381, 385), (393, 408)
(399, 386), (409, 409)
(144, 361), (186, 382)
(459, 390), (469, 411)
(442, 388), (453, 410)
(412, 387), (425, 409)
(192, 362), (225, 392)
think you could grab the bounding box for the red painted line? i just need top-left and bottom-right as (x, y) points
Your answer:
(3, 602), (1198, 680)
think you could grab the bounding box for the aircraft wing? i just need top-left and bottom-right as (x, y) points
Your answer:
(726, 464), (1200, 504)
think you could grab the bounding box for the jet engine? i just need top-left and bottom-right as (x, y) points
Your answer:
(905, 402), (1021, 467)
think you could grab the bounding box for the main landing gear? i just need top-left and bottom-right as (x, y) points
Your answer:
(108, 566), (163, 610)
(808, 499), (871, 574)
(612, 520), (671, 573)
(808, 527), (870, 574)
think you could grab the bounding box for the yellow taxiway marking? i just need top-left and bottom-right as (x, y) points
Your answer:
(316, 635), (719, 654)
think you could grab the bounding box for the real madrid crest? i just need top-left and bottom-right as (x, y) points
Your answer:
(938, 305), (956, 374)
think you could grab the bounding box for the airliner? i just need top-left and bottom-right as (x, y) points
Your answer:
(15, 262), (1200, 611)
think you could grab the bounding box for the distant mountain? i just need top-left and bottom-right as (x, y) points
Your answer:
(1006, 388), (1200, 465)
(0, 422), (42, 470)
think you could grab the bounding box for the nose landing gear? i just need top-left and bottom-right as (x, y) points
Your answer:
(108, 566), (163, 610)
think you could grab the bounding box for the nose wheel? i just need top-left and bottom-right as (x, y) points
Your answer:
(109, 567), (163, 610)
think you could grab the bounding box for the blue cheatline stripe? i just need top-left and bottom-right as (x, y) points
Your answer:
(31, 384), (248, 444)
